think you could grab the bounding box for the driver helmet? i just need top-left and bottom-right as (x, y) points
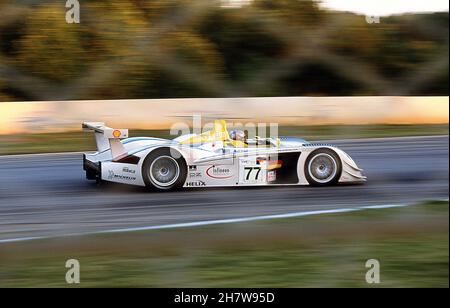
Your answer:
(229, 130), (245, 141)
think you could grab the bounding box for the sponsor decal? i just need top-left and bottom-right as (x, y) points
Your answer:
(240, 158), (256, 165)
(112, 130), (122, 138)
(268, 170), (276, 182)
(122, 167), (136, 174)
(108, 170), (137, 181)
(186, 181), (206, 187)
(189, 172), (202, 178)
(206, 165), (233, 179)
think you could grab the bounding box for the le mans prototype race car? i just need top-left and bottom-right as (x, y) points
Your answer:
(83, 120), (366, 191)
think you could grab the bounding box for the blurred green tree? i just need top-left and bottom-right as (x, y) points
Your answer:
(198, 7), (287, 83)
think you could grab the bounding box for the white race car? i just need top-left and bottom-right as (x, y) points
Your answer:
(82, 120), (366, 191)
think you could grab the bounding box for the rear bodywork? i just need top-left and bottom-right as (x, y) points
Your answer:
(83, 121), (366, 188)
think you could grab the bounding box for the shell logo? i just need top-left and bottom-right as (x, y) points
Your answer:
(113, 130), (122, 138)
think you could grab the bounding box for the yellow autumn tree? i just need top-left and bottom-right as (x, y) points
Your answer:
(15, 4), (89, 82)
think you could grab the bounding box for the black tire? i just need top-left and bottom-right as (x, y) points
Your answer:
(304, 148), (342, 186)
(142, 148), (187, 191)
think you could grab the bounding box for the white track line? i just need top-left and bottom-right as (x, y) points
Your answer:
(0, 199), (448, 245)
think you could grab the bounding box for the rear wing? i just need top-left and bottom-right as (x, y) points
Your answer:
(82, 122), (129, 159)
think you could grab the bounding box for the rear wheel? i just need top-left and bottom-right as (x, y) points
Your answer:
(142, 148), (187, 191)
(305, 149), (342, 186)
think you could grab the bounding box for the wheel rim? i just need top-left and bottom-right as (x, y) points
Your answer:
(308, 153), (337, 183)
(149, 156), (180, 187)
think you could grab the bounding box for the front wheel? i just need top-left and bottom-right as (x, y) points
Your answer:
(142, 148), (187, 191)
(304, 149), (342, 186)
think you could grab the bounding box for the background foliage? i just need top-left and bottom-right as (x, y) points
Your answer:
(0, 0), (448, 101)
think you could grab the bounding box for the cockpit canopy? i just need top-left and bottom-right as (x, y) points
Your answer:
(178, 120), (280, 149)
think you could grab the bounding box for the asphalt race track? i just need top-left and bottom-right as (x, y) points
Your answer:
(0, 136), (448, 242)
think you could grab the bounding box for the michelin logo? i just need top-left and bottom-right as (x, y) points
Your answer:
(108, 170), (137, 181)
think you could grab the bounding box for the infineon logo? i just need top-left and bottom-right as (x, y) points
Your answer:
(206, 166), (233, 179)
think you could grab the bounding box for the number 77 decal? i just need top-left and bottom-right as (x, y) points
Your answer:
(245, 166), (261, 181)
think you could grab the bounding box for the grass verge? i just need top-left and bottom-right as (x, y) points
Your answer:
(0, 201), (448, 287)
(0, 124), (448, 155)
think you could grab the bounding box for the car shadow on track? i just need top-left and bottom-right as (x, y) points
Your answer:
(89, 180), (368, 195)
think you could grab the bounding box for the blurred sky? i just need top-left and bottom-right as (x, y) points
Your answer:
(224, 0), (450, 15)
(321, 0), (449, 16)
(0, 97), (448, 134)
